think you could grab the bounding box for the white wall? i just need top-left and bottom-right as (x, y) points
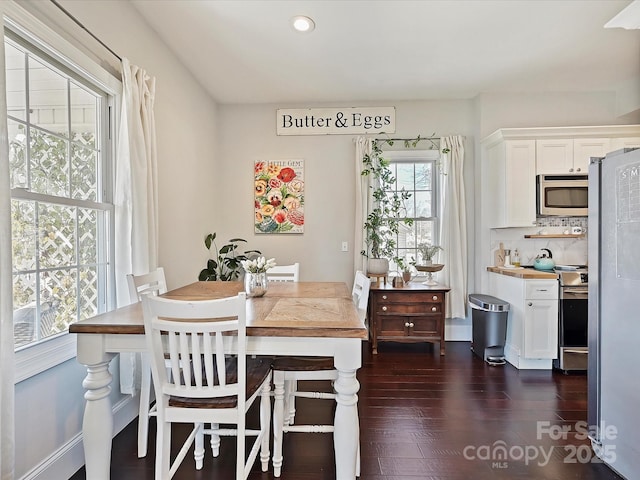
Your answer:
(8, 1), (220, 477)
(215, 100), (476, 286)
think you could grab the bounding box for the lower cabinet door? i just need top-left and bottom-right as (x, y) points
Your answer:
(378, 316), (410, 337)
(523, 299), (558, 359)
(410, 316), (440, 337)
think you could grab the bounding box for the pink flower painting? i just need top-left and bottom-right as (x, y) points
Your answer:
(254, 160), (304, 234)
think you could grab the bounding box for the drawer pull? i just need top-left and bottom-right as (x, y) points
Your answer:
(528, 302), (533, 307)
(382, 306), (388, 311)
(431, 306), (437, 312)
(432, 295), (438, 301)
(404, 322), (410, 327)
(382, 295), (388, 300)
(409, 322), (414, 328)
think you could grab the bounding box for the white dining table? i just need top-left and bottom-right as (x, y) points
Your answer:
(69, 281), (367, 479)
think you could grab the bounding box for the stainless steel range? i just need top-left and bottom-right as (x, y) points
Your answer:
(554, 268), (588, 373)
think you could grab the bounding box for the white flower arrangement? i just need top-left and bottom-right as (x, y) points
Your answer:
(241, 256), (277, 274)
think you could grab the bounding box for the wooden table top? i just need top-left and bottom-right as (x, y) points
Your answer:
(69, 281), (366, 339)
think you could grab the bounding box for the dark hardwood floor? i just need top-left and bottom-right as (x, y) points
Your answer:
(70, 341), (622, 479)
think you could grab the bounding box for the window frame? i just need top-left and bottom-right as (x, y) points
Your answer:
(385, 149), (441, 272)
(4, 3), (121, 382)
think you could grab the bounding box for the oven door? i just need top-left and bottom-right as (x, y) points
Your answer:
(560, 287), (588, 347)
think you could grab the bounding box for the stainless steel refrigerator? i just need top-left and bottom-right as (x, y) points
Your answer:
(588, 147), (640, 479)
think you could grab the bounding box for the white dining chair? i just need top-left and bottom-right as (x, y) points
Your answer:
(266, 263), (300, 282)
(271, 270), (370, 477)
(142, 292), (272, 480)
(126, 268), (168, 458)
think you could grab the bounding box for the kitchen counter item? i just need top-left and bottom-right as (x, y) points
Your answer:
(534, 248), (555, 271)
(487, 266), (558, 279)
(494, 242), (505, 267)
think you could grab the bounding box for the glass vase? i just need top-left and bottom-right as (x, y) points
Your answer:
(244, 272), (268, 298)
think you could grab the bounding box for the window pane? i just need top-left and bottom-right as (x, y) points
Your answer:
(78, 208), (97, 265)
(404, 195), (415, 218)
(416, 220), (435, 248)
(415, 163), (432, 190)
(79, 267), (98, 320)
(13, 273), (36, 348)
(41, 269), (76, 334)
(72, 144), (97, 201)
(70, 82), (97, 149)
(4, 42), (26, 121)
(30, 128), (69, 197)
(396, 163), (414, 190)
(8, 121), (27, 189)
(11, 199), (36, 271)
(28, 56), (69, 137)
(415, 191), (432, 218)
(39, 203), (76, 269)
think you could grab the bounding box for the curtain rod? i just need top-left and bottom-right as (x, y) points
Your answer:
(50, 0), (122, 61)
(374, 137), (440, 142)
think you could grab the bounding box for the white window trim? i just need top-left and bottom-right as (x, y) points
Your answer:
(4, 1), (121, 383)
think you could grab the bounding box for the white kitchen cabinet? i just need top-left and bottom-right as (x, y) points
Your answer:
(488, 273), (558, 369)
(484, 139), (536, 228)
(523, 300), (558, 359)
(536, 138), (610, 175)
(610, 137), (640, 151)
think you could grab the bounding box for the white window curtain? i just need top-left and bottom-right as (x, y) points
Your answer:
(115, 58), (158, 394)
(438, 135), (467, 319)
(0, 27), (15, 480)
(354, 137), (372, 273)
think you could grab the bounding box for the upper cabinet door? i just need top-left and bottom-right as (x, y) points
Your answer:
(537, 138), (611, 174)
(573, 138), (610, 173)
(536, 139), (574, 174)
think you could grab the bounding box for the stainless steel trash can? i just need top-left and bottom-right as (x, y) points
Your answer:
(468, 294), (510, 365)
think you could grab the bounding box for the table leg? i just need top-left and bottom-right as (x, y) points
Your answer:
(77, 335), (115, 480)
(333, 366), (360, 479)
(81, 359), (114, 480)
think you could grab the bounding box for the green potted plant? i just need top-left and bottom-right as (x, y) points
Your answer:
(417, 243), (443, 266)
(198, 232), (261, 281)
(360, 140), (413, 275)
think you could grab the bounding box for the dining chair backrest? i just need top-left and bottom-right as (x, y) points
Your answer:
(352, 270), (371, 323)
(142, 293), (248, 405)
(127, 267), (168, 303)
(267, 263), (300, 282)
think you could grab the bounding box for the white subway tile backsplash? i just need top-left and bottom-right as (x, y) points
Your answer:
(490, 217), (588, 267)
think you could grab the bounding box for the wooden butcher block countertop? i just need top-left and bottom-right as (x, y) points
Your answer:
(487, 266), (559, 279)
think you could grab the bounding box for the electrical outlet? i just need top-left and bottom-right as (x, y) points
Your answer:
(341, 241), (348, 252)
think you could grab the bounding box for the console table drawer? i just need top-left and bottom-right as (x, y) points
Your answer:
(369, 283), (450, 356)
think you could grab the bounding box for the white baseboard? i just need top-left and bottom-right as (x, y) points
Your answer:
(19, 395), (139, 480)
(505, 343), (553, 370)
(445, 317), (472, 341)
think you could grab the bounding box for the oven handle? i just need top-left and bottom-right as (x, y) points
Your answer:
(561, 288), (588, 299)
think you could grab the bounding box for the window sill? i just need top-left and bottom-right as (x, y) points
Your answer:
(15, 333), (77, 383)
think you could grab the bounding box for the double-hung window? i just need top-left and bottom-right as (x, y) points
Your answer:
(385, 150), (441, 270)
(5, 28), (114, 353)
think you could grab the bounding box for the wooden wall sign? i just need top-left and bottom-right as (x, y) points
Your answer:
(276, 107), (395, 136)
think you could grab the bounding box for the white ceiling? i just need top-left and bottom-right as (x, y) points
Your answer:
(131, 0), (640, 105)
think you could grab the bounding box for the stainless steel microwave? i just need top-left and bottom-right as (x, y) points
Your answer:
(536, 174), (588, 216)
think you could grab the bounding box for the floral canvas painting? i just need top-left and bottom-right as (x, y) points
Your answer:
(254, 160), (304, 234)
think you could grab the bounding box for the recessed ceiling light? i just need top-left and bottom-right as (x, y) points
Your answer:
(291, 15), (315, 33)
